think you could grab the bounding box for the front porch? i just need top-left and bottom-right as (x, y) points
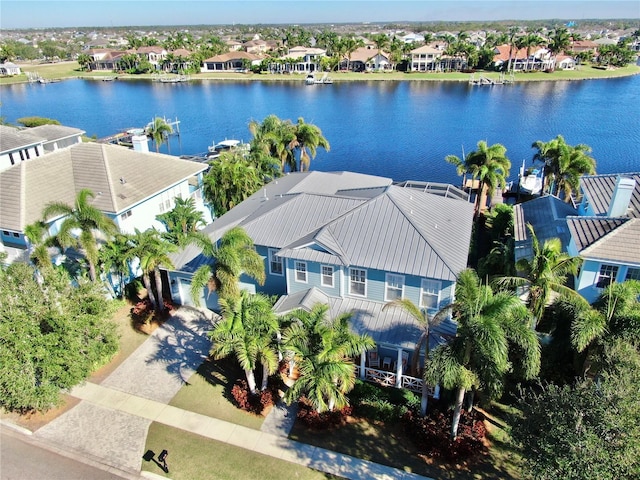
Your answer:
(356, 349), (437, 397)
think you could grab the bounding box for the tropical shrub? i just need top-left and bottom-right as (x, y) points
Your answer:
(296, 397), (352, 429)
(231, 379), (276, 415)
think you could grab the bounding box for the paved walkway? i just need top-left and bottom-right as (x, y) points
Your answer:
(29, 306), (433, 480)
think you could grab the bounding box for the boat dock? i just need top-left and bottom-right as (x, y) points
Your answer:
(469, 73), (514, 85)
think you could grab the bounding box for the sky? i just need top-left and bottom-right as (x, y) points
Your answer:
(1, 1), (639, 30)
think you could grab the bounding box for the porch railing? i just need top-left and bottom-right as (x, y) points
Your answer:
(355, 366), (435, 396)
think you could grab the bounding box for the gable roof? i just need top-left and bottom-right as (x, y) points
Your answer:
(580, 173), (640, 218)
(410, 45), (441, 55)
(305, 185), (474, 280)
(568, 216), (640, 264)
(0, 142), (206, 231)
(514, 194), (577, 245)
(346, 47), (390, 63)
(26, 124), (85, 143)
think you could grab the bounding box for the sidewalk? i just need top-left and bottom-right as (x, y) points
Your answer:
(68, 381), (432, 480)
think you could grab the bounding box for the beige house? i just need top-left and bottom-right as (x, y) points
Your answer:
(201, 51), (262, 72)
(410, 45), (442, 71)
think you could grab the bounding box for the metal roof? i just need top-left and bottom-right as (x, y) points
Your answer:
(581, 173), (640, 218)
(514, 194), (577, 253)
(273, 287), (458, 350)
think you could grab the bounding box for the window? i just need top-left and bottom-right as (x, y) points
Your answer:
(596, 264), (619, 288)
(421, 279), (441, 310)
(295, 261), (307, 283)
(9, 153), (15, 165)
(385, 273), (404, 301)
(268, 249), (283, 276)
(349, 268), (366, 296)
(321, 265), (334, 287)
(120, 210), (132, 220)
(626, 268), (640, 282)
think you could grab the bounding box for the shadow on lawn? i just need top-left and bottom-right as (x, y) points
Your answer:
(193, 356), (243, 405)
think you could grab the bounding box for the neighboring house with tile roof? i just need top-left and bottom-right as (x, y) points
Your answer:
(0, 142), (210, 260)
(410, 45), (442, 72)
(492, 45), (555, 71)
(166, 171), (474, 392)
(568, 174), (640, 302)
(0, 124), (85, 172)
(340, 46), (392, 72)
(201, 51), (262, 72)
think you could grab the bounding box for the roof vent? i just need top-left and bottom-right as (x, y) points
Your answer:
(120, 177), (126, 184)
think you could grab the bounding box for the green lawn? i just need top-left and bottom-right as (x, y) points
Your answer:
(169, 357), (265, 430)
(142, 423), (339, 480)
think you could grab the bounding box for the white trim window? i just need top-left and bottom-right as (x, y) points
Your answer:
(596, 264), (618, 289)
(268, 249), (283, 276)
(321, 265), (334, 287)
(295, 261), (307, 283)
(625, 267), (640, 281)
(385, 273), (404, 301)
(349, 268), (367, 297)
(420, 279), (441, 310)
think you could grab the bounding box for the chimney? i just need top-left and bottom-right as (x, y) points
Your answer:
(132, 135), (149, 153)
(607, 176), (635, 217)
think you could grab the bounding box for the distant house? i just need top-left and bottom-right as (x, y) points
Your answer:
(570, 40), (599, 56)
(166, 171), (474, 391)
(556, 55), (577, 70)
(410, 45), (442, 72)
(0, 62), (21, 75)
(225, 40), (242, 52)
(568, 173), (640, 303)
(276, 46), (326, 73)
(201, 51), (262, 72)
(243, 39), (269, 54)
(341, 46), (392, 72)
(0, 124), (85, 172)
(88, 49), (129, 71)
(493, 45), (554, 71)
(136, 46), (167, 70)
(0, 142), (210, 261)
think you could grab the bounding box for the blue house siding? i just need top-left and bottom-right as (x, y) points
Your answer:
(256, 245), (287, 295)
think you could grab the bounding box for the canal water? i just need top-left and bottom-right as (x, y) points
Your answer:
(1, 74), (638, 184)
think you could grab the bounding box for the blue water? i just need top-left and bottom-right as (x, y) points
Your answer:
(1, 76), (639, 184)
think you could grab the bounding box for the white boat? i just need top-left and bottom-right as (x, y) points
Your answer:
(207, 139), (248, 158)
(518, 161), (543, 195)
(306, 73), (333, 85)
(305, 74), (315, 85)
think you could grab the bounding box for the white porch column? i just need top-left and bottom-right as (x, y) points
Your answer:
(359, 351), (366, 380)
(395, 348), (403, 388)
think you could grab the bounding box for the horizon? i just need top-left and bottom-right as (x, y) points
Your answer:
(2, 1), (639, 30)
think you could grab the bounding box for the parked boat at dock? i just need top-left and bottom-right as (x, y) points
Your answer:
(517, 161), (543, 195)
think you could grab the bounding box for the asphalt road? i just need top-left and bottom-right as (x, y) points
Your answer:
(0, 427), (128, 480)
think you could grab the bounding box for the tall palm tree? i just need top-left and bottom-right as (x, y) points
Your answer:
(24, 220), (55, 273)
(548, 26), (571, 56)
(210, 291), (279, 394)
(532, 135), (596, 198)
(99, 232), (136, 298)
(42, 189), (119, 282)
(283, 303), (375, 413)
(382, 299), (446, 416)
(446, 140), (511, 216)
(190, 226), (265, 306)
(287, 117), (330, 172)
(248, 114), (295, 172)
(372, 33), (389, 69)
(494, 224), (585, 326)
(425, 269), (540, 440)
(131, 228), (177, 312)
(147, 117), (173, 153)
(506, 26), (520, 72)
(339, 35), (363, 71)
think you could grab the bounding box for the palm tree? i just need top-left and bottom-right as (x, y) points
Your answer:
(99, 232), (136, 298)
(24, 220), (55, 273)
(287, 117), (330, 172)
(248, 114), (295, 172)
(339, 35), (363, 71)
(283, 303), (375, 413)
(446, 141), (511, 216)
(506, 26), (520, 72)
(210, 291), (279, 394)
(131, 228), (177, 312)
(372, 33), (389, 70)
(532, 135), (596, 198)
(76, 53), (92, 71)
(382, 299), (446, 416)
(42, 189), (119, 282)
(190, 226), (265, 306)
(494, 223), (585, 327)
(571, 280), (640, 355)
(146, 117), (173, 153)
(548, 26), (571, 56)
(156, 196), (207, 247)
(425, 269), (540, 440)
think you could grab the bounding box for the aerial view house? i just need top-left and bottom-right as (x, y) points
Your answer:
(167, 171), (474, 393)
(0, 124), (85, 172)
(0, 62), (21, 75)
(567, 173), (640, 303)
(410, 45), (442, 71)
(201, 51), (262, 72)
(0, 141), (210, 262)
(492, 45), (555, 71)
(341, 46), (392, 72)
(276, 46), (326, 73)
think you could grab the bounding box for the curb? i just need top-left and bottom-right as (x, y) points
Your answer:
(0, 418), (34, 436)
